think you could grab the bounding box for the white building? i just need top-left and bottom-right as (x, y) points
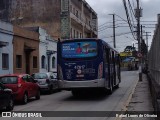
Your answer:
(39, 28), (57, 73)
(0, 21), (13, 75)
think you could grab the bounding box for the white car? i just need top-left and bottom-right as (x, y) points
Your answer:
(32, 72), (59, 93)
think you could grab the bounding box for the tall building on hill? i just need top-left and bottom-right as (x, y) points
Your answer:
(0, 0), (98, 40)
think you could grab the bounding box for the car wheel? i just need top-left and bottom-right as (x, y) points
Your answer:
(48, 85), (53, 94)
(6, 97), (14, 111)
(35, 90), (40, 100)
(22, 93), (28, 104)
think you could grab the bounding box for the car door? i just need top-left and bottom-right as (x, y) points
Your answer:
(27, 75), (37, 96)
(22, 75), (33, 98)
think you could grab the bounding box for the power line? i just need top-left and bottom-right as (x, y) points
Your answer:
(123, 0), (137, 40)
(101, 31), (132, 39)
(128, 0), (136, 26)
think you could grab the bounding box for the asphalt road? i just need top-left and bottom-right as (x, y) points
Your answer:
(1, 71), (138, 120)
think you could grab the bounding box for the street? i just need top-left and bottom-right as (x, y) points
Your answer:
(1, 71), (138, 120)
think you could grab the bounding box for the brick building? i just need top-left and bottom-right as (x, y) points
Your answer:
(0, 0), (98, 40)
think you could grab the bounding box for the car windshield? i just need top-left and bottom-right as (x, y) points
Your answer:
(0, 77), (18, 84)
(32, 73), (48, 79)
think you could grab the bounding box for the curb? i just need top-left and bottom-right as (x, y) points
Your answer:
(115, 78), (139, 120)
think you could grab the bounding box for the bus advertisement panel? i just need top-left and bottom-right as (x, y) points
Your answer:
(61, 41), (97, 58)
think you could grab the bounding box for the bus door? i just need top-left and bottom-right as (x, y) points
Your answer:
(105, 48), (111, 87)
(116, 54), (121, 83)
(112, 51), (116, 86)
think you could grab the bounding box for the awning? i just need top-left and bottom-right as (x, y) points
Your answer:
(0, 41), (9, 48)
(24, 44), (36, 53)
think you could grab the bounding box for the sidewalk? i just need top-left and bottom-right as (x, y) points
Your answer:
(122, 74), (155, 120)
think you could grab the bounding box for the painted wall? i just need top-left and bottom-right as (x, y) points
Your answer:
(39, 28), (57, 73)
(13, 26), (39, 75)
(0, 20), (13, 75)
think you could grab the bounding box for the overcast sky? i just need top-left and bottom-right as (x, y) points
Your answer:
(86, 0), (159, 52)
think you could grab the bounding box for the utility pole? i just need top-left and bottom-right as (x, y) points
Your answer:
(109, 14), (116, 48)
(135, 0), (142, 81)
(113, 14), (116, 48)
(145, 32), (151, 52)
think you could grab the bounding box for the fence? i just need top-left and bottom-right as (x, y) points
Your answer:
(148, 14), (160, 118)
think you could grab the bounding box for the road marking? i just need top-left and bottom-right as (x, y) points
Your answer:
(115, 78), (139, 120)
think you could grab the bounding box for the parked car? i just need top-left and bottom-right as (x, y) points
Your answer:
(0, 82), (14, 111)
(0, 74), (40, 104)
(31, 72), (59, 93)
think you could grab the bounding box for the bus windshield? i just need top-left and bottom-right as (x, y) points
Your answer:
(61, 41), (97, 59)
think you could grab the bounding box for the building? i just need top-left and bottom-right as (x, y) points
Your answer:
(61, 0), (98, 39)
(38, 27), (57, 72)
(0, 0), (98, 40)
(25, 27), (57, 73)
(13, 26), (39, 75)
(0, 20), (13, 75)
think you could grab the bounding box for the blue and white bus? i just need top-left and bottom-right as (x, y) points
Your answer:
(57, 38), (121, 96)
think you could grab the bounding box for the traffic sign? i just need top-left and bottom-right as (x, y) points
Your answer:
(137, 53), (142, 57)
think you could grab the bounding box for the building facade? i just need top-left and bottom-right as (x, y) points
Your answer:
(38, 28), (57, 73)
(61, 0), (98, 39)
(0, 20), (13, 75)
(13, 26), (39, 75)
(0, 0), (98, 40)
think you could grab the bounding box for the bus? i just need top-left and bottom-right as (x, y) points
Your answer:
(57, 38), (121, 96)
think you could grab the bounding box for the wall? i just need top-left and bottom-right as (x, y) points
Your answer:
(0, 0), (61, 40)
(0, 20), (13, 75)
(39, 28), (57, 73)
(13, 26), (39, 75)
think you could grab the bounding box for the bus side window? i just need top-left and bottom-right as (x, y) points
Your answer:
(105, 48), (110, 63)
(109, 50), (112, 64)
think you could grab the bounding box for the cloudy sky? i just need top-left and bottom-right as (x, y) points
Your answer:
(86, 0), (159, 52)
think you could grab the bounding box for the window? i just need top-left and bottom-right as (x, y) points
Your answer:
(76, 10), (78, 17)
(22, 75), (28, 82)
(33, 56), (38, 68)
(76, 31), (79, 38)
(0, 77), (18, 84)
(2, 53), (9, 69)
(32, 73), (48, 79)
(70, 28), (72, 38)
(79, 13), (81, 20)
(16, 55), (22, 68)
(62, 0), (68, 11)
(70, 5), (72, 12)
(74, 30), (76, 38)
(28, 75), (34, 83)
(73, 8), (75, 15)
(52, 57), (55, 68)
(80, 33), (82, 38)
(41, 55), (45, 68)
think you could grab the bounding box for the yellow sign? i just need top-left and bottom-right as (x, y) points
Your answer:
(120, 52), (132, 57)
